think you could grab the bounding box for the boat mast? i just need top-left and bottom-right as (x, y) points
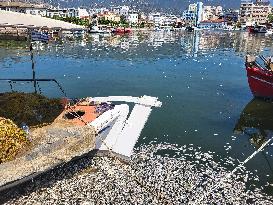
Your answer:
(29, 43), (37, 94)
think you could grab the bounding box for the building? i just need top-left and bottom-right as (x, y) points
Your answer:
(46, 8), (89, 19)
(182, 2), (204, 26)
(202, 6), (223, 21)
(0, 2), (47, 16)
(188, 3), (197, 13)
(97, 12), (121, 23)
(198, 19), (227, 29)
(111, 6), (129, 16)
(148, 13), (164, 27)
(240, 0), (271, 25)
(128, 12), (139, 24)
(182, 10), (196, 25)
(46, 8), (68, 18)
(77, 8), (89, 19)
(224, 10), (239, 25)
(196, 2), (204, 26)
(162, 15), (178, 26)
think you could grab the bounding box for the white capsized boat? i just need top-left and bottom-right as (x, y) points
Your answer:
(89, 95), (162, 159)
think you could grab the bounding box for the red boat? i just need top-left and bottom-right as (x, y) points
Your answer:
(245, 56), (273, 99)
(247, 25), (267, 34)
(112, 27), (132, 34)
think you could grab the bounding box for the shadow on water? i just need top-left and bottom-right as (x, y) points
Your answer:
(234, 98), (273, 148)
(234, 98), (273, 193)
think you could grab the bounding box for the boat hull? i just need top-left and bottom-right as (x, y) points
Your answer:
(112, 28), (132, 34)
(246, 66), (273, 99)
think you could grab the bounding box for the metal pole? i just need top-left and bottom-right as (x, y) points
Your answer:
(29, 43), (37, 93)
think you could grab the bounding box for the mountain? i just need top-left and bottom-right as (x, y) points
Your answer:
(44, 0), (241, 13)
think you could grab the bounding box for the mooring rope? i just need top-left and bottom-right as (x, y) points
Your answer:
(196, 134), (273, 203)
(229, 135), (273, 177)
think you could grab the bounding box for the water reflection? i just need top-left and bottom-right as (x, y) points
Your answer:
(1, 31), (273, 63)
(234, 98), (273, 148)
(54, 31), (273, 59)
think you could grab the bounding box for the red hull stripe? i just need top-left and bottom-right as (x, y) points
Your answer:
(250, 76), (273, 87)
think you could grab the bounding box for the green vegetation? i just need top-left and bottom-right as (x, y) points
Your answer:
(139, 22), (145, 28)
(98, 16), (129, 28)
(268, 13), (273, 23)
(98, 17), (120, 27)
(52, 16), (90, 27)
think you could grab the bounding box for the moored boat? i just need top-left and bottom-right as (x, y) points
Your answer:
(112, 27), (132, 34)
(248, 25), (267, 34)
(245, 55), (273, 99)
(89, 25), (111, 34)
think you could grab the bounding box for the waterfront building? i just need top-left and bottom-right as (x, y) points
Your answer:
(128, 12), (139, 25)
(202, 6), (223, 21)
(0, 1), (47, 16)
(188, 3), (197, 13)
(111, 6), (129, 17)
(196, 2), (204, 26)
(148, 13), (164, 27)
(46, 8), (67, 18)
(239, 0), (271, 26)
(77, 8), (89, 19)
(90, 8), (109, 15)
(182, 10), (196, 25)
(223, 10), (239, 25)
(198, 19), (227, 29)
(162, 15), (178, 26)
(46, 8), (89, 19)
(97, 12), (121, 23)
(182, 2), (204, 26)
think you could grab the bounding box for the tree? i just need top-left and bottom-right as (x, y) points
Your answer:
(268, 14), (273, 23)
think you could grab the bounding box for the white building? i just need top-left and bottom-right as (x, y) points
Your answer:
(46, 8), (89, 19)
(0, 2), (47, 16)
(163, 15), (178, 26)
(202, 5), (223, 21)
(112, 5), (129, 16)
(77, 8), (89, 19)
(128, 12), (139, 24)
(240, 0), (271, 25)
(188, 3), (197, 13)
(182, 2), (203, 26)
(90, 7), (109, 15)
(149, 13), (164, 27)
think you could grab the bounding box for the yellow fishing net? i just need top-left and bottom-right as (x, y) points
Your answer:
(0, 117), (30, 164)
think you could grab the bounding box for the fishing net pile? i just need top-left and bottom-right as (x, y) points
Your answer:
(1, 143), (273, 204)
(0, 92), (63, 127)
(0, 118), (29, 164)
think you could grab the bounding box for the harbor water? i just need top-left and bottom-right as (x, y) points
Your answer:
(0, 30), (273, 203)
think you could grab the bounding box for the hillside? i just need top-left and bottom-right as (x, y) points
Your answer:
(2, 0), (241, 13)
